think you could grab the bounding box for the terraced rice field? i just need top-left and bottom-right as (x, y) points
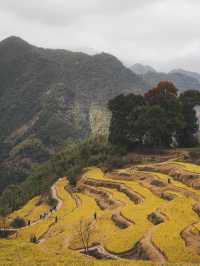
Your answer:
(2, 160), (200, 265)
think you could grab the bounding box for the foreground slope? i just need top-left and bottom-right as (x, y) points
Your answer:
(3, 158), (200, 265)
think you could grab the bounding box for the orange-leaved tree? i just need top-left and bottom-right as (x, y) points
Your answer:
(144, 80), (177, 105)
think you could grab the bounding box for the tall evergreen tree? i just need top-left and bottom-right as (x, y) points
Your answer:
(108, 94), (145, 147)
(178, 90), (200, 147)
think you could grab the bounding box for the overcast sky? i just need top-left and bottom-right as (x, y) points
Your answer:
(1, 0), (200, 72)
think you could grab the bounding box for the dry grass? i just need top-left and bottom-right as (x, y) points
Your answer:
(2, 162), (200, 265)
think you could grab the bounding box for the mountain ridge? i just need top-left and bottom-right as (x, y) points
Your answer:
(130, 63), (156, 75)
(0, 36), (148, 193)
(170, 68), (200, 83)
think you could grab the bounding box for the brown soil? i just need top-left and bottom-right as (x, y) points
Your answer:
(111, 212), (134, 229)
(181, 222), (200, 256)
(0, 228), (18, 238)
(110, 227), (167, 265)
(83, 178), (144, 204)
(77, 183), (122, 210)
(148, 211), (168, 225)
(77, 227), (167, 265)
(151, 180), (166, 187)
(137, 163), (200, 190)
(123, 150), (187, 166)
(108, 170), (200, 204)
(108, 170), (170, 201)
(79, 244), (118, 260)
(160, 191), (177, 201)
(193, 204), (200, 217)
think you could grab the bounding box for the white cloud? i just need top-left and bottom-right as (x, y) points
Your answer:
(0, 0), (200, 72)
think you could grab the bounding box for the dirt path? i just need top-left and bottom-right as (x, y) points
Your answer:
(39, 182), (82, 244)
(66, 186), (82, 208)
(38, 220), (56, 244)
(26, 179), (64, 228)
(36, 179), (65, 244)
(0, 179), (65, 239)
(51, 178), (64, 211)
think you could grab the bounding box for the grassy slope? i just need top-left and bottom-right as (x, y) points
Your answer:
(7, 196), (50, 224)
(83, 168), (165, 252)
(2, 163), (200, 265)
(1, 174), (153, 265)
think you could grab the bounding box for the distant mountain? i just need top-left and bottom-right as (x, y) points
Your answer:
(130, 64), (200, 92)
(0, 36), (148, 169)
(142, 71), (200, 92)
(170, 68), (200, 83)
(130, 63), (156, 75)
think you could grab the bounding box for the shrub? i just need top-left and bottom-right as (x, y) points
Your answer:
(30, 234), (38, 243)
(10, 217), (26, 228)
(48, 197), (58, 208)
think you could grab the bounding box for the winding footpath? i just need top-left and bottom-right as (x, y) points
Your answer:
(0, 179), (64, 238)
(50, 179), (64, 211)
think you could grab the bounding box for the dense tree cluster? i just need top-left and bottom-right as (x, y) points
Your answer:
(109, 81), (200, 149)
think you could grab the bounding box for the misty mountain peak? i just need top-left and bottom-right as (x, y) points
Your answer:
(0, 36), (30, 47)
(130, 63), (156, 75)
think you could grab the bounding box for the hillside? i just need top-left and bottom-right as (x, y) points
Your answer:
(0, 36), (148, 193)
(0, 36), (147, 151)
(170, 68), (200, 83)
(130, 63), (156, 75)
(2, 155), (200, 265)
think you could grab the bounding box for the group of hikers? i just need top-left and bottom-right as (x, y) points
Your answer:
(39, 212), (48, 220)
(26, 210), (97, 229)
(39, 206), (58, 221)
(26, 206), (58, 227)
